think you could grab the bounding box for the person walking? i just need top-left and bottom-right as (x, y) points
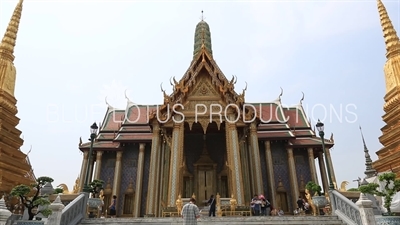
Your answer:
(207, 194), (216, 217)
(181, 197), (200, 225)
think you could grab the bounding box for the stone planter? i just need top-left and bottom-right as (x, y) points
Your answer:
(375, 215), (400, 225)
(16, 221), (45, 225)
(87, 198), (103, 209)
(312, 196), (327, 208)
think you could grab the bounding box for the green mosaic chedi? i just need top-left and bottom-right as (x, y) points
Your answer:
(193, 20), (213, 57)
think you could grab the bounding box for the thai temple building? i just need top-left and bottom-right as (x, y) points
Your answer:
(372, 0), (400, 177)
(78, 14), (338, 217)
(0, 0), (35, 197)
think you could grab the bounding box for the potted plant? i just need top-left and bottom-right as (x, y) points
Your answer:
(306, 181), (327, 209)
(86, 179), (105, 218)
(10, 176), (54, 224)
(359, 172), (400, 221)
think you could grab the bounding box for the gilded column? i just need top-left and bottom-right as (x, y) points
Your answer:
(158, 142), (166, 216)
(264, 140), (276, 208)
(247, 141), (255, 195)
(240, 140), (251, 203)
(146, 121), (161, 214)
(78, 151), (89, 192)
(167, 117), (184, 206)
(307, 148), (318, 183)
(112, 151), (123, 206)
(94, 151), (103, 180)
(249, 122), (263, 195)
(225, 114), (245, 205)
(318, 152), (328, 194)
(287, 147), (299, 209)
(325, 147), (337, 188)
(134, 143), (146, 217)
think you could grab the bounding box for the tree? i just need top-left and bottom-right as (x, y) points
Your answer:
(10, 176), (53, 220)
(89, 179), (104, 198)
(359, 172), (400, 215)
(305, 181), (322, 196)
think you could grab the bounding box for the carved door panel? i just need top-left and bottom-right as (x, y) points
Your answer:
(276, 192), (289, 213)
(198, 169), (215, 203)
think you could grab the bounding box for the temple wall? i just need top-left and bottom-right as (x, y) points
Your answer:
(293, 148), (312, 191)
(100, 151), (116, 187)
(258, 140), (269, 197)
(140, 144), (151, 217)
(271, 141), (292, 211)
(118, 144), (139, 216)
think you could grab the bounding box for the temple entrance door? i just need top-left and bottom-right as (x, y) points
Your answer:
(197, 166), (215, 203)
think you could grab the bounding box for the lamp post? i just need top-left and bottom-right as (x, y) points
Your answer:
(315, 119), (334, 190)
(83, 122), (99, 193)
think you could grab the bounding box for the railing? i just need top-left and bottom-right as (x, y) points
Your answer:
(59, 193), (88, 225)
(330, 190), (362, 225)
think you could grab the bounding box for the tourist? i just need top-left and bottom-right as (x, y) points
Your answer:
(260, 195), (267, 216)
(109, 195), (117, 218)
(250, 194), (261, 216)
(181, 197), (200, 225)
(207, 194), (216, 217)
(296, 196), (304, 212)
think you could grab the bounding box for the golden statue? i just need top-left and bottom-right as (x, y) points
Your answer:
(176, 194), (183, 215)
(340, 181), (349, 191)
(305, 189), (317, 216)
(230, 194), (237, 215)
(57, 184), (69, 194)
(99, 189), (104, 201)
(72, 176), (80, 193)
(216, 193), (222, 217)
(191, 193), (196, 200)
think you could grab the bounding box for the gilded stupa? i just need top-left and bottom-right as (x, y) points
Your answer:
(0, 0), (35, 194)
(373, 0), (400, 176)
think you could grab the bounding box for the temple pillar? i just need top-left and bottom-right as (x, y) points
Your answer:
(240, 140), (251, 204)
(325, 147), (337, 188)
(287, 147), (299, 209)
(134, 143), (146, 217)
(249, 122), (263, 195)
(307, 148), (318, 183)
(112, 151), (123, 213)
(247, 141), (255, 195)
(161, 141), (171, 205)
(318, 152), (329, 194)
(225, 114), (245, 205)
(78, 151), (89, 192)
(146, 121), (161, 214)
(167, 117), (184, 206)
(94, 151), (103, 180)
(158, 141), (166, 216)
(265, 140), (276, 208)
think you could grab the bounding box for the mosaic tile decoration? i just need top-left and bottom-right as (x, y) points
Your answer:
(271, 142), (293, 212)
(117, 144), (139, 216)
(100, 152), (116, 189)
(258, 141), (269, 197)
(140, 144), (151, 217)
(293, 148), (312, 191)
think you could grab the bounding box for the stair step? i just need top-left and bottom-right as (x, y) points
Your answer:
(79, 216), (346, 225)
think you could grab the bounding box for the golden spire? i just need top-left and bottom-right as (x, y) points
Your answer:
(0, 0), (24, 62)
(377, 0), (400, 59)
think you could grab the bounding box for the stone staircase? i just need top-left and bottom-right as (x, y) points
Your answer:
(79, 216), (347, 225)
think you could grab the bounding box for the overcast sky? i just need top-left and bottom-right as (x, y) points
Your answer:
(0, 0), (398, 191)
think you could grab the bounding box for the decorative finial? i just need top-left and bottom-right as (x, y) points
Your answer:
(0, 0), (24, 62)
(377, 0), (400, 59)
(359, 126), (376, 178)
(300, 92), (305, 104)
(124, 89), (129, 101)
(201, 10), (204, 21)
(105, 96), (113, 108)
(278, 87), (283, 101)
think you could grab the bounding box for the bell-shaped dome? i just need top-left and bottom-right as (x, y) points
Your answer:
(193, 20), (212, 57)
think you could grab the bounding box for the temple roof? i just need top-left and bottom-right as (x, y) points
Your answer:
(79, 18), (334, 152)
(193, 20), (212, 57)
